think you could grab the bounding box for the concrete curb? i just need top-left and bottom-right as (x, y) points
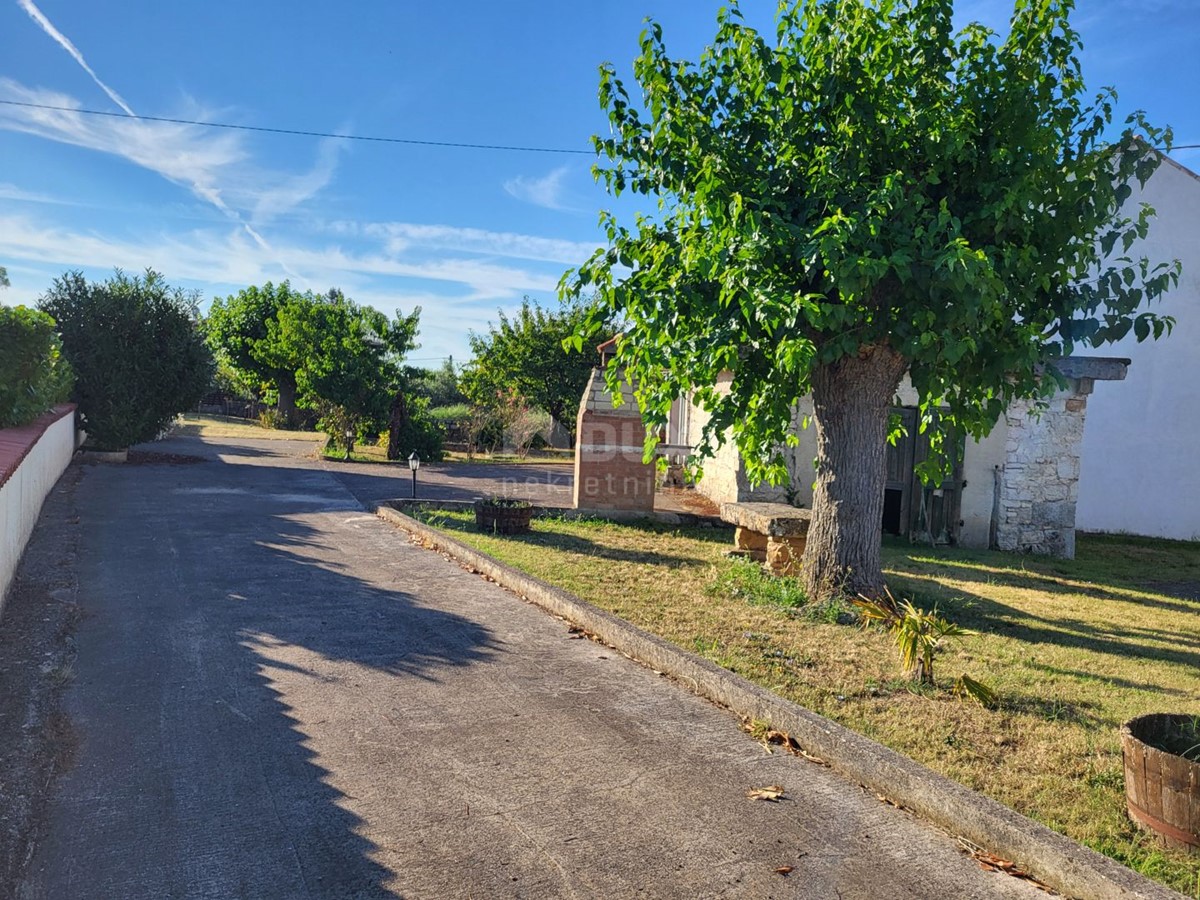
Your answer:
(374, 504), (1183, 900)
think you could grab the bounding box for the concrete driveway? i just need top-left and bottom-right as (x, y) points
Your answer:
(15, 434), (1041, 898)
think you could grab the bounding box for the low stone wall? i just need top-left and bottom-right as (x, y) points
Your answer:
(0, 405), (77, 612)
(379, 498), (723, 529)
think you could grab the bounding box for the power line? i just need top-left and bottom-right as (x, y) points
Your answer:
(0, 98), (594, 155)
(2, 99), (1194, 154)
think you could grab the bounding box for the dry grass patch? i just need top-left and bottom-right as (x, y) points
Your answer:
(417, 508), (1200, 896)
(172, 413), (324, 442)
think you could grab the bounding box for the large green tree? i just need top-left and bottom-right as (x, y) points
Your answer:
(462, 297), (616, 438)
(266, 289), (423, 457)
(39, 270), (213, 450)
(205, 282), (312, 426)
(563, 0), (1179, 600)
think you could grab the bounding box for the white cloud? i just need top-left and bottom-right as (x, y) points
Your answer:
(0, 80), (343, 266)
(0, 207), (570, 364)
(17, 0), (136, 116)
(0, 212), (561, 302)
(503, 165), (572, 210)
(0, 182), (68, 204)
(353, 221), (600, 265)
(0, 81), (243, 197)
(250, 137), (344, 225)
(0, 213), (274, 287)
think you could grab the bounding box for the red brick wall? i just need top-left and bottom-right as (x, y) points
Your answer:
(573, 412), (655, 511)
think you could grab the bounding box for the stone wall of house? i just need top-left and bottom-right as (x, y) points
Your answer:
(685, 374), (797, 506)
(993, 385), (1091, 558)
(669, 362), (1118, 557)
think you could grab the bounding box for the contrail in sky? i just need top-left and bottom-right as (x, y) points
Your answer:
(16, 0), (136, 117)
(14, 0), (300, 278)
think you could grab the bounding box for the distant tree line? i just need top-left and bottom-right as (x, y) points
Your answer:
(4, 263), (614, 462)
(208, 288), (616, 461)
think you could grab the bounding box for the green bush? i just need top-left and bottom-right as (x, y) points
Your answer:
(428, 403), (471, 440)
(429, 402), (471, 426)
(38, 270), (214, 450)
(390, 395), (445, 461)
(0, 305), (73, 428)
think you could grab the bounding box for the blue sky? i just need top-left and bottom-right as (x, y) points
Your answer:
(2, 0), (1197, 366)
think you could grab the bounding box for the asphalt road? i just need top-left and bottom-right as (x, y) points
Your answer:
(18, 434), (1042, 898)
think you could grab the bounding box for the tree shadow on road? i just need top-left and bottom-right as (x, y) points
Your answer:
(36, 453), (500, 898)
(199, 490), (500, 896)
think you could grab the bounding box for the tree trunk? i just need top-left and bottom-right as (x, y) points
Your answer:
(386, 391), (409, 461)
(277, 373), (298, 428)
(802, 343), (908, 602)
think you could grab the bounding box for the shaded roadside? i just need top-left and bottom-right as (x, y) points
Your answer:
(19, 450), (497, 898)
(0, 466), (82, 897)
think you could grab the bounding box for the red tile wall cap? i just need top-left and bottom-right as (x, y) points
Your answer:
(0, 404), (76, 491)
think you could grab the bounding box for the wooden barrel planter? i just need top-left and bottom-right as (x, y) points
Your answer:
(1121, 713), (1200, 853)
(474, 499), (533, 535)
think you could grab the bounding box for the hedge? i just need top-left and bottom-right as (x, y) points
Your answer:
(0, 305), (73, 429)
(38, 270), (213, 450)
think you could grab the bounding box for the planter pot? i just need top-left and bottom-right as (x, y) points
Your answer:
(474, 501), (533, 535)
(1121, 713), (1200, 853)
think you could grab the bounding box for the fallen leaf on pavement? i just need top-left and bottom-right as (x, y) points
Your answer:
(747, 785), (786, 802)
(958, 838), (1053, 892)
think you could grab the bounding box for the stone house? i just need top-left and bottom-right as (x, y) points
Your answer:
(576, 158), (1194, 555)
(669, 358), (1128, 559)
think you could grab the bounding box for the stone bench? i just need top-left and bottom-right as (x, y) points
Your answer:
(719, 502), (811, 577)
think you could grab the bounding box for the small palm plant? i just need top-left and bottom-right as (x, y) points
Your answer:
(853, 590), (995, 706)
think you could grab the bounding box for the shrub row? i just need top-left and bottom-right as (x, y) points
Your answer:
(0, 305), (73, 429)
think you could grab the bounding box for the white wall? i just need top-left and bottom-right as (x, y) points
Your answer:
(0, 410), (76, 613)
(686, 374), (813, 506)
(1077, 158), (1200, 540)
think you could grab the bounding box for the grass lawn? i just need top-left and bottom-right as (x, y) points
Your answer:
(172, 413), (324, 442)
(414, 508), (1200, 896)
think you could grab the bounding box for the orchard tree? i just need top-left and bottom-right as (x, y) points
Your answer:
(462, 297), (617, 438)
(206, 282), (312, 426)
(271, 289), (422, 457)
(563, 0), (1179, 601)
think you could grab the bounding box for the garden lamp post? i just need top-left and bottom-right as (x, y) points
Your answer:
(344, 428), (353, 461)
(408, 452), (420, 498)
